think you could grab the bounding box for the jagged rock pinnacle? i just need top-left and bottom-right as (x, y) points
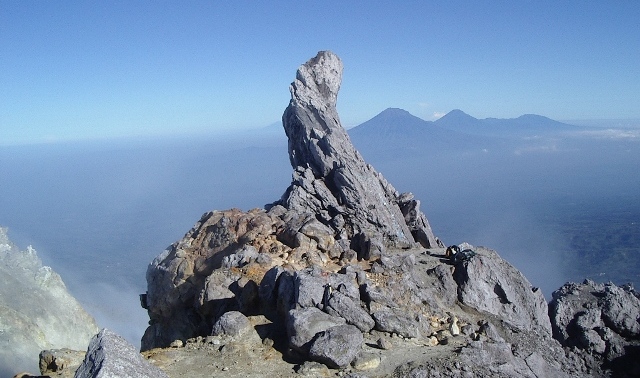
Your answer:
(291, 50), (342, 111)
(279, 51), (438, 250)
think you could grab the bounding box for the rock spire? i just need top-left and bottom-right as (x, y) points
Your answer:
(277, 50), (438, 250)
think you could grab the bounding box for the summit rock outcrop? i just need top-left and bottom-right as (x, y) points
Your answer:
(142, 51), (442, 352)
(275, 51), (439, 250)
(139, 51), (635, 377)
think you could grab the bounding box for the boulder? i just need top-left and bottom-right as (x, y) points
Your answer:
(212, 311), (252, 338)
(308, 324), (363, 368)
(601, 284), (640, 337)
(74, 329), (168, 378)
(325, 291), (375, 332)
(286, 307), (345, 354)
(372, 308), (427, 339)
(358, 250), (461, 319)
(452, 246), (551, 334)
(293, 268), (328, 309)
(351, 352), (381, 371)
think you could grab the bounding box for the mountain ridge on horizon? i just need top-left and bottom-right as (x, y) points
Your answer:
(351, 107), (581, 136)
(347, 107), (582, 152)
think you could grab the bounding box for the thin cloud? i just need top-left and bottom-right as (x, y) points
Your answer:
(572, 129), (640, 140)
(513, 138), (562, 155)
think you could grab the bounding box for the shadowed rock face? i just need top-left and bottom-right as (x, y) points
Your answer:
(277, 51), (438, 250)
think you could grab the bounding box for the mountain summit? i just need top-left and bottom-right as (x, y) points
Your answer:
(349, 107), (434, 137)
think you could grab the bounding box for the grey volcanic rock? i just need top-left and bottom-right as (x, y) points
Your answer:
(142, 208), (282, 350)
(308, 324), (364, 368)
(74, 329), (168, 378)
(0, 227), (98, 376)
(452, 246), (551, 334)
(457, 340), (573, 378)
(212, 311), (252, 338)
(360, 252), (457, 319)
(549, 279), (640, 375)
(286, 307), (345, 354)
(276, 50), (438, 250)
(325, 291), (375, 332)
(372, 308), (426, 339)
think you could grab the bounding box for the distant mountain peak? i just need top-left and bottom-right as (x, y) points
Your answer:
(373, 107), (422, 121)
(433, 109), (481, 131)
(517, 114), (549, 120)
(449, 108), (469, 115)
(380, 107), (412, 115)
(432, 109), (579, 136)
(349, 107), (435, 137)
(441, 109), (477, 120)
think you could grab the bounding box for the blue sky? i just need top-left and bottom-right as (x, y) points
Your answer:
(1, 1), (639, 145)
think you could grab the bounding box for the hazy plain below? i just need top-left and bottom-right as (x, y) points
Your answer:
(1, 113), (639, 350)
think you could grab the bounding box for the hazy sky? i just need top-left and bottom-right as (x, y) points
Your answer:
(2, 1), (639, 145)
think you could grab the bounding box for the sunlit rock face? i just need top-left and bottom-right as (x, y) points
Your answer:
(277, 50), (438, 250)
(453, 246), (552, 334)
(74, 329), (168, 378)
(0, 227), (98, 376)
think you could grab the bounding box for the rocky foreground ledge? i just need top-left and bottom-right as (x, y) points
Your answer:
(18, 52), (640, 377)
